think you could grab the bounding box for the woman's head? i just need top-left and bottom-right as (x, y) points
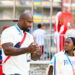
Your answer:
(64, 37), (75, 52)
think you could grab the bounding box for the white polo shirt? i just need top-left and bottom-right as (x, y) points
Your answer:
(49, 51), (75, 75)
(33, 29), (46, 46)
(1, 25), (34, 75)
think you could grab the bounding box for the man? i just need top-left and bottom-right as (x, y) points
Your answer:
(33, 24), (46, 60)
(0, 35), (3, 75)
(1, 12), (41, 75)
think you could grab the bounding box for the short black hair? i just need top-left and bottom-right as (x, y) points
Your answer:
(37, 24), (41, 28)
(19, 11), (32, 20)
(68, 37), (75, 45)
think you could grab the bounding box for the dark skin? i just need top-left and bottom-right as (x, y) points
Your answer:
(48, 37), (75, 75)
(2, 13), (41, 60)
(48, 66), (53, 75)
(64, 38), (75, 56)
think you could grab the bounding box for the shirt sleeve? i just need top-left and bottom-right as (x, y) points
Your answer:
(49, 56), (55, 66)
(1, 30), (13, 45)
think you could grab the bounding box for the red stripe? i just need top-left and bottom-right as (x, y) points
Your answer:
(0, 65), (3, 75)
(4, 56), (10, 63)
(4, 32), (26, 63)
(19, 32), (26, 46)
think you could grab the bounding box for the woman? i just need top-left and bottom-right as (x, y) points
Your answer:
(47, 37), (75, 75)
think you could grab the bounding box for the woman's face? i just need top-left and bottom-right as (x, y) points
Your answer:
(64, 38), (74, 52)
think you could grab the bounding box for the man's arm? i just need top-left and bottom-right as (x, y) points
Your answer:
(2, 42), (38, 56)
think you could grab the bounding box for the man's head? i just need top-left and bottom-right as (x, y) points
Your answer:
(18, 11), (33, 32)
(37, 24), (42, 29)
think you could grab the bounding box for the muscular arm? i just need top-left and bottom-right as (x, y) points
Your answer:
(2, 42), (37, 56)
(48, 66), (53, 75)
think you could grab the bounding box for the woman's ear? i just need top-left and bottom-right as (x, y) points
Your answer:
(73, 47), (75, 51)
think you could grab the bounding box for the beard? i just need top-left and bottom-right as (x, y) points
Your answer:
(22, 22), (31, 32)
(22, 27), (30, 32)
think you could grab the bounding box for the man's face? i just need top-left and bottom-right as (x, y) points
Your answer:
(22, 17), (33, 32)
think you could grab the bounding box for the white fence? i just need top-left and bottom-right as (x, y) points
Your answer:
(44, 34), (57, 60)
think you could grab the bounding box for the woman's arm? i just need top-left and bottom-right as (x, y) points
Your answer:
(48, 66), (53, 75)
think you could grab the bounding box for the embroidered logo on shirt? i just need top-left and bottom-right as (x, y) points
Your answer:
(64, 60), (68, 65)
(64, 60), (75, 65)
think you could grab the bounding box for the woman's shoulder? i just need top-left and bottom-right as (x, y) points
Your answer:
(55, 51), (64, 57)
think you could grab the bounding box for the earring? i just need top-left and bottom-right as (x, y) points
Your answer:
(73, 48), (75, 51)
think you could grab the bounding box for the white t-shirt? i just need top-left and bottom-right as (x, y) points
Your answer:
(1, 25), (34, 75)
(49, 51), (75, 75)
(33, 29), (46, 46)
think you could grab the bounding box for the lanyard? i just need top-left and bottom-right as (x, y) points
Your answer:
(65, 53), (74, 68)
(15, 25), (23, 36)
(54, 56), (56, 75)
(15, 25), (27, 46)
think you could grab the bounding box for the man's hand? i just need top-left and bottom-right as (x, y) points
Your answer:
(27, 43), (38, 53)
(31, 43), (41, 60)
